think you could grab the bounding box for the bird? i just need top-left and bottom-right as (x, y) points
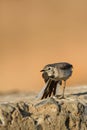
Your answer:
(40, 71), (62, 99)
(39, 62), (73, 99)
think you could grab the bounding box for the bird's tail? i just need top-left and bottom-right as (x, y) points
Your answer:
(36, 80), (62, 99)
(36, 80), (50, 99)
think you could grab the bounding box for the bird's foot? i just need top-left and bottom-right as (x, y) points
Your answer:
(55, 95), (61, 98)
(58, 95), (65, 99)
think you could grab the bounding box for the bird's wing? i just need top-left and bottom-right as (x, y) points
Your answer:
(59, 63), (73, 70)
(36, 79), (51, 99)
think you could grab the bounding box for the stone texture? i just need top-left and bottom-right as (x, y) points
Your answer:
(0, 86), (86, 130)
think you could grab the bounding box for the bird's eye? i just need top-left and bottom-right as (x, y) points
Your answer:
(48, 67), (51, 70)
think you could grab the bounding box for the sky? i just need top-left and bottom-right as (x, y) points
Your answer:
(0, 0), (87, 92)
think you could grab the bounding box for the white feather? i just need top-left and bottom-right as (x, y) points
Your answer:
(36, 80), (49, 99)
(55, 82), (60, 96)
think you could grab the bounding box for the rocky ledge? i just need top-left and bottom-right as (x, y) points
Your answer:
(0, 86), (86, 130)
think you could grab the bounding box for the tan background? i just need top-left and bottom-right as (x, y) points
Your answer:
(0, 0), (87, 92)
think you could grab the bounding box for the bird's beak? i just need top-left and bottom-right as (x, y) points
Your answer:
(40, 69), (45, 72)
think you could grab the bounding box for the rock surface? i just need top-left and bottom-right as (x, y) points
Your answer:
(0, 86), (86, 130)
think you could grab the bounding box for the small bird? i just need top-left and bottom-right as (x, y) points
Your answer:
(38, 62), (73, 99)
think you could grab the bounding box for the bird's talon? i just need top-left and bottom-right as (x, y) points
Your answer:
(58, 95), (65, 99)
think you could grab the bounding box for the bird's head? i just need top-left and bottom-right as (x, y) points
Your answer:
(40, 65), (55, 77)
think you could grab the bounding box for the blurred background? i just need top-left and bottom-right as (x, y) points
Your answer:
(0, 0), (87, 92)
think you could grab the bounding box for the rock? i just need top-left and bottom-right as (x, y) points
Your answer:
(0, 86), (86, 130)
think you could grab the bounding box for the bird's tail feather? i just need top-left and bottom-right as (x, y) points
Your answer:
(36, 79), (61, 99)
(36, 80), (50, 99)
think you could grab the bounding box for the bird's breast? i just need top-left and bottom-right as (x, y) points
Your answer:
(53, 67), (59, 79)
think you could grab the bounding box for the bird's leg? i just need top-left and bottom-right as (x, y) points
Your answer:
(59, 80), (66, 99)
(62, 80), (66, 98)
